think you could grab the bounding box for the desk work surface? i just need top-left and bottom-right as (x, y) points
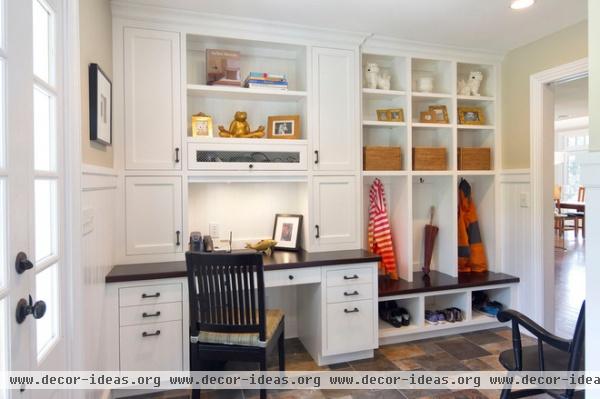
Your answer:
(106, 249), (381, 283)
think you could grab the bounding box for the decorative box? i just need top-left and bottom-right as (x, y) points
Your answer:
(412, 147), (447, 171)
(363, 147), (402, 171)
(458, 147), (492, 170)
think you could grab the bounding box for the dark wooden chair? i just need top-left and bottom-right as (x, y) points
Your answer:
(496, 301), (585, 399)
(186, 252), (285, 399)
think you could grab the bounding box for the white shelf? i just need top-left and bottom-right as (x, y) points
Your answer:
(457, 170), (495, 176)
(457, 95), (496, 102)
(187, 84), (307, 102)
(412, 92), (453, 99)
(412, 123), (453, 129)
(470, 311), (501, 325)
(411, 170), (453, 176)
(378, 319), (421, 338)
(362, 170), (408, 177)
(457, 124), (495, 130)
(362, 88), (407, 99)
(186, 137), (308, 146)
(363, 120), (407, 128)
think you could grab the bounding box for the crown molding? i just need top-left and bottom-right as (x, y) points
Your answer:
(363, 35), (504, 64)
(111, 0), (369, 48)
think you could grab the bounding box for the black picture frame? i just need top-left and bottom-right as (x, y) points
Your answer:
(272, 214), (303, 251)
(89, 63), (112, 145)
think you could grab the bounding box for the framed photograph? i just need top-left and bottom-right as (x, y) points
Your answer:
(387, 108), (404, 122)
(458, 107), (485, 125)
(428, 105), (449, 124)
(191, 113), (213, 137)
(89, 63), (112, 145)
(272, 214), (302, 251)
(268, 115), (301, 140)
(419, 110), (435, 123)
(376, 109), (389, 121)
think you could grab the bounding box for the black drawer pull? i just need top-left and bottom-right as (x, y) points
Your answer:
(344, 291), (359, 296)
(141, 292), (160, 299)
(343, 274), (359, 280)
(175, 148), (180, 163)
(315, 224), (320, 239)
(314, 150), (319, 164)
(142, 311), (161, 318)
(344, 308), (359, 314)
(176, 230), (181, 246)
(142, 330), (161, 337)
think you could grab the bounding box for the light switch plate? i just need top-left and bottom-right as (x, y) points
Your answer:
(519, 192), (529, 208)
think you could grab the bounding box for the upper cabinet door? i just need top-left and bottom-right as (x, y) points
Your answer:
(312, 47), (357, 172)
(124, 28), (182, 170)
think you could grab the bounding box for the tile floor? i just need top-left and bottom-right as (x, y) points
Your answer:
(126, 327), (552, 399)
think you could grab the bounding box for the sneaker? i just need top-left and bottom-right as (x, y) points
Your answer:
(436, 311), (446, 324)
(451, 307), (464, 322)
(425, 310), (438, 325)
(443, 308), (455, 323)
(479, 304), (500, 317)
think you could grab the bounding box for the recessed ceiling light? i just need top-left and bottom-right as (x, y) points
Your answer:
(511, 0), (535, 9)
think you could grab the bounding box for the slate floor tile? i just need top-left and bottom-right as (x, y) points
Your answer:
(434, 338), (491, 361)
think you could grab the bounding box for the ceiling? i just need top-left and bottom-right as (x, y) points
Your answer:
(122, 0), (587, 52)
(554, 77), (588, 121)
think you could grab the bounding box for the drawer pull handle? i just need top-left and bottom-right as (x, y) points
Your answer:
(344, 308), (359, 314)
(175, 148), (180, 163)
(288, 275), (294, 280)
(142, 330), (161, 337)
(142, 311), (161, 318)
(141, 292), (160, 299)
(315, 225), (320, 239)
(343, 274), (359, 280)
(344, 291), (359, 296)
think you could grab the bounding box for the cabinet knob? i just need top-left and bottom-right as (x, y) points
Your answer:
(249, 164), (254, 169)
(288, 275), (294, 280)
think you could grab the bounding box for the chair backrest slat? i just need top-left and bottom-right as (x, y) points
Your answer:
(186, 252), (266, 337)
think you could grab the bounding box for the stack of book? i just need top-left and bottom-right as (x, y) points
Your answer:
(243, 72), (288, 91)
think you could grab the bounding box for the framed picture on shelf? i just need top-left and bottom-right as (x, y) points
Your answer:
(458, 107), (485, 125)
(191, 113), (213, 137)
(419, 110), (435, 123)
(428, 105), (449, 123)
(89, 63), (112, 145)
(272, 214), (302, 251)
(387, 108), (404, 122)
(376, 109), (389, 121)
(268, 115), (301, 139)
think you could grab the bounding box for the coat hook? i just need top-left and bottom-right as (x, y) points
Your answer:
(419, 178), (424, 183)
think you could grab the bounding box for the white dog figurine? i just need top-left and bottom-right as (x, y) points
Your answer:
(458, 71), (483, 96)
(364, 63), (392, 90)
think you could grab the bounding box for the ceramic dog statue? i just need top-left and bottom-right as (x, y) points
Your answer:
(458, 71), (483, 96)
(364, 63), (379, 89)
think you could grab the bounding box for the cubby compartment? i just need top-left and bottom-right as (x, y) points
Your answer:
(471, 286), (511, 322)
(378, 296), (423, 337)
(412, 58), (453, 95)
(362, 53), (408, 92)
(363, 176), (411, 280)
(188, 181), (308, 250)
(457, 175), (496, 271)
(457, 98), (495, 128)
(363, 95), (408, 124)
(412, 96), (453, 126)
(412, 126), (453, 170)
(412, 175), (456, 277)
(457, 62), (496, 99)
(363, 126), (408, 171)
(424, 291), (469, 328)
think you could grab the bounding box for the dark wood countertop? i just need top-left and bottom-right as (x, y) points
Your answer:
(106, 249), (381, 283)
(379, 271), (520, 297)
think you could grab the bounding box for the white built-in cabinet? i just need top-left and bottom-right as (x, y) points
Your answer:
(124, 28), (182, 170)
(311, 176), (359, 251)
(125, 176), (183, 255)
(312, 47), (357, 171)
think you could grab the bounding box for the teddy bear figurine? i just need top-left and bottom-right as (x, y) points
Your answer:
(218, 111), (265, 138)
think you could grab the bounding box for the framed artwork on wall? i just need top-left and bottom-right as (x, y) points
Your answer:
(89, 63), (112, 145)
(272, 214), (302, 251)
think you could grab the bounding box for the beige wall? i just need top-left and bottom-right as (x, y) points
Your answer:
(501, 21), (588, 169)
(80, 0), (113, 168)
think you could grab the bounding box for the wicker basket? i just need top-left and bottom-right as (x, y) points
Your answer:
(363, 147), (402, 171)
(412, 147), (447, 171)
(458, 147), (491, 170)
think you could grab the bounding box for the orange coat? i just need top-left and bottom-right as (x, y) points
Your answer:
(458, 179), (487, 273)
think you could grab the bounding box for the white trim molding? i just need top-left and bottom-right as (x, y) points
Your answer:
(529, 57), (588, 329)
(82, 164), (118, 191)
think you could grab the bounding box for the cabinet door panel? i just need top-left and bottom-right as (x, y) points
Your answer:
(312, 176), (358, 250)
(312, 47), (357, 171)
(125, 176), (183, 255)
(124, 28), (181, 170)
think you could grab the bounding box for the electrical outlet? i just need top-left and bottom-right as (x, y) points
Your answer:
(519, 192), (529, 208)
(209, 223), (220, 238)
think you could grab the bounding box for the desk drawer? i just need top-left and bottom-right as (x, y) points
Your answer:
(265, 267), (321, 287)
(120, 302), (182, 327)
(120, 320), (183, 371)
(326, 266), (373, 287)
(119, 283), (182, 307)
(325, 300), (374, 355)
(326, 283), (373, 304)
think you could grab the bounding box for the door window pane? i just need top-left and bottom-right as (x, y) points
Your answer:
(33, 86), (56, 172)
(36, 263), (59, 359)
(34, 179), (57, 263)
(0, 179), (5, 290)
(32, 0), (52, 83)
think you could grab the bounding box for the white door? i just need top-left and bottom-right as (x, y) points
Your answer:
(311, 176), (359, 251)
(124, 28), (181, 171)
(2, 0), (68, 397)
(125, 176), (183, 255)
(312, 47), (357, 172)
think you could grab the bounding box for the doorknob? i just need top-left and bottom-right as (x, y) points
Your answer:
(15, 252), (33, 274)
(16, 295), (46, 324)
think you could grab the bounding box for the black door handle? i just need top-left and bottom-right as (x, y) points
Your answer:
(344, 308), (359, 314)
(15, 252), (33, 274)
(314, 150), (319, 164)
(141, 292), (160, 299)
(315, 225), (320, 239)
(16, 295), (46, 324)
(142, 330), (161, 337)
(176, 230), (181, 246)
(344, 291), (359, 296)
(142, 311), (161, 318)
(175, 148), (180, 163)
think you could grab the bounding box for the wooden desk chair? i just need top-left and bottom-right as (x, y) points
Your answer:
(574, 186), (585, 237)
(186, 252), (285, 399)
(554, 200), (576, 249)
(496, 302), (585, 399)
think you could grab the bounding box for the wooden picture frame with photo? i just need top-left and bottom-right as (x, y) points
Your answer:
(268, 115), (301, 139)
(458, 107), (485, 125)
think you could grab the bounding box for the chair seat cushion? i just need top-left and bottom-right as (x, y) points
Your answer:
(196, 309), (283, 348)
(499, 345), (583, 371)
